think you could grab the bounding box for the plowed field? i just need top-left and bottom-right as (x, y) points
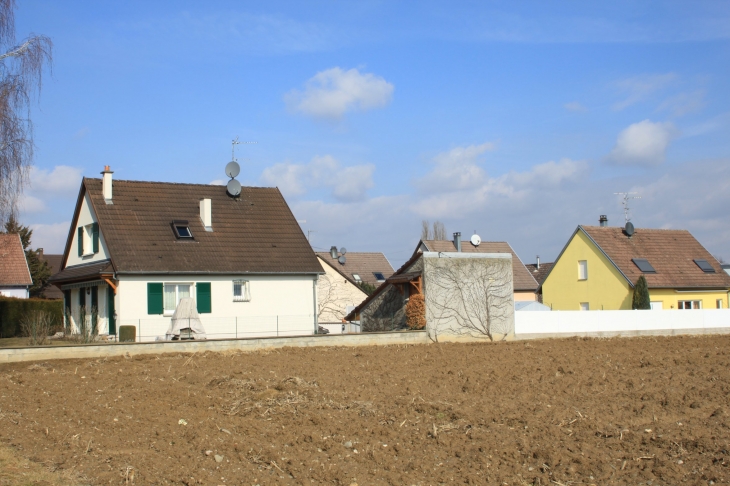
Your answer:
(1, 335), (729, 485)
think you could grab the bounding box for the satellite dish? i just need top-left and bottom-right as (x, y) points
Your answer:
(338, 255), (346, 265)
(226, 179), (241, 197)
(624, 222), (635, 236)
(339, 247), (347, 255)
(225, 161), (240, 179)
(470, 234), (481, 246)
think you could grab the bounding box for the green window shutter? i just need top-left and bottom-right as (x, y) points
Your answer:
(77, 227), (84, 256)
(92, 222), (99, 253)
(147, 283), (163, 315)
(196, 282), (211, 314)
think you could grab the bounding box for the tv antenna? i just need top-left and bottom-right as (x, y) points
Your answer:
(231, 136), (257, 162)
(614, 192), (641, 224)
(225, 136), (256, 198)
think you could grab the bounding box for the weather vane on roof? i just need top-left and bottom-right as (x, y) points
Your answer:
(614, 192), (641, 224)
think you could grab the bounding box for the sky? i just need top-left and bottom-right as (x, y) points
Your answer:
(14, 0), (730, 268)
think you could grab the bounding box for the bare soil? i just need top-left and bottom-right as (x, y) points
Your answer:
(1, 335), (729, 485)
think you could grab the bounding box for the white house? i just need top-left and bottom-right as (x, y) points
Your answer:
(49, 166), (324, 341)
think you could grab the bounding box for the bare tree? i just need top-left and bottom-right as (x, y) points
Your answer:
(424, 257), (513, 341)
(0, 0), (52, 222)
(421, 220), (432, 240)
(432, 221), (447, 240)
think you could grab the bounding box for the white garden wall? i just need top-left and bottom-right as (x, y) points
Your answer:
(515, 309), (730, 339)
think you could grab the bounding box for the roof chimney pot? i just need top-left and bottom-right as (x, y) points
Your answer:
(199, 198), (213, 231)
(330, 246), (338, 259)
(599, 215), (608, 227)
(453, 232), (462, 252)
(101, 166), (113, 204)
(536, 255), (540, 270)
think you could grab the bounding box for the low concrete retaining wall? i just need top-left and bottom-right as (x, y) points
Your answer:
(0, 330), (430, 364)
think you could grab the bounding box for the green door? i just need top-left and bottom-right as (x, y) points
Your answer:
(107, 285), (116, 336)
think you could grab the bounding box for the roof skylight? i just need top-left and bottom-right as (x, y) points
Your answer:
(352, 273), (362, 282)
(374, 272), (385, 281)
(632, 258), (656, 273)
(171, 221), (193, 239)
(694, 259), (716, 273)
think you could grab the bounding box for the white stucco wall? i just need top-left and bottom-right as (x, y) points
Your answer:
(0, 287), (29, 298)
(317, 257), (368, 324)
(66, 285), (112, 335)
(65, 192), (111, 267)
(116, 274), (317, 341)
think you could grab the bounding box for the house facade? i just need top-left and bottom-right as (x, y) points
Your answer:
(0, 234), (32, 299)
(542, 223), (730, 311)
(49, 167), (324, 341)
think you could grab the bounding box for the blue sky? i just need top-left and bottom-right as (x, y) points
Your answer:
(16, 0), (730, 267)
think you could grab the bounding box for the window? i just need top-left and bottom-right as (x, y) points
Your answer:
(678, 300), (702, 310)
(373, 272), (386, 282)
(77, 222), (99, 257)
(578, 260), (588, 280)
(233, 280), (251, 302)
(650, 301), (663, 310)
(694, 259), (716, 273)
(579, 302), (589, 311)
(352, 273), (362, 283)
(164, 283), (191, 313)
(171, 220), (193, 239)
(632, 258), (657, 273)
(717, 299), (724, 309)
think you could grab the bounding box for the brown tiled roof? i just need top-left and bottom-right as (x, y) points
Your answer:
(315, 252), (394, 286)
(580, 225), (730, 289)
(524, 262), (554, 286)
(39, 253), (64, 299)
(420, 240), (539, 291)
(0, 234), (32, 287)
(50, 260), (114, 284)
(57, 178), (323, 279)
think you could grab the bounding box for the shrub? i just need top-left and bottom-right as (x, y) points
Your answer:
(20, 310), (55, 345)
(405, 293), (426, 330)
(632, 275), (651, 310)
(0, 297), (63, 338)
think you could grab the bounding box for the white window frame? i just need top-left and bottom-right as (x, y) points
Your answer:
(82, 223), (94, 257)
(717, 299), (724, 309)
(650, 301), (663, 310)
(352, 273), (362, 283)
(578, 260), (588, 280)
(678, 300), (702, 310)
(163, 282), (193, 315)
(579, 302), (589, 311)
(233, 280), (251, 302)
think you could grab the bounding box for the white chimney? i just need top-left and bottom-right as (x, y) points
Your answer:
(101, 165), (113, 204)
(200, 198), (212, 231)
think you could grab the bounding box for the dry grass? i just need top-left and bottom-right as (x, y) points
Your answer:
(0, 445), (86, 485)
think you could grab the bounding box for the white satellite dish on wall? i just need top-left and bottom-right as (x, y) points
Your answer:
(470, 234), (481, 246)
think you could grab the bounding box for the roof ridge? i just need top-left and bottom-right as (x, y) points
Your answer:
(84, 177), (275, 190)
(582, 225), (690, 232)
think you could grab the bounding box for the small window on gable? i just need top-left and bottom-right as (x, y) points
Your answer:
(694, 259), (716, 273)
(374, 272), (386, 282)
(632, 258), (656, 273)
(172, 221), (193, 239)
(352, 273), (362, 283)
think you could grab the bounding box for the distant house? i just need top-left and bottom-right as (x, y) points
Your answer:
(0, 234), (32, 299)
(524, 257), (554, 303)
(417, 233), (538, 301)
(49, 166), (324, 340)
(38, 251), (63, 299)
(723, 264), (730, 277)
(315, 249), (394, 333)
(541, 220), (730, 310)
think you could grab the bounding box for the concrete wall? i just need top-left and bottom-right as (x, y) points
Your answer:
(515, 308), (730, 338)
(65, 192), (111, 267)
(116, 274), (317, 341)
(0, 330), (428, 363)
(423, 252), (515, 341)
(317, 256), (368, 324)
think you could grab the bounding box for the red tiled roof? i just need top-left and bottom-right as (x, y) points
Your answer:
(524, 262), (554, 286)
(0, 234), (32, 286)
(580, 225), (730, 289)
(420, 240), (538, 291)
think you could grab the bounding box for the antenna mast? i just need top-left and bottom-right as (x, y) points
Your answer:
(231, 136), (257, 162)
(614, 192), (641, 224)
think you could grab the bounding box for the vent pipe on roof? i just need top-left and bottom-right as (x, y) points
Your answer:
(101, 166), (113, 204)
(453, 232), (462, 252)
(330, 246), (338, 259)
(536, 255), (540, 270)
(599, 215), (608, 227)
(200, 198), (213, 232)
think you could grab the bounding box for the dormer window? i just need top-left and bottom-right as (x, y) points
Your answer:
(172, 221), (193, 239)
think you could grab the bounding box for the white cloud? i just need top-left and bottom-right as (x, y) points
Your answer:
(657, 90), (706, 117)
(564, 101), (587, 113)
(285, 67), (394, 120)
(607, 120), (678, 167)
(613, 73), (676, 111)
(414, 143), (495, 193)
(260, 155), (374, 202)
(18, 194), (46, 213)
(28, 165), (84, 196)
(28, 222), (71, 253)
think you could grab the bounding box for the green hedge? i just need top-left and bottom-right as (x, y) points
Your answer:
(0, 297), (64, 338)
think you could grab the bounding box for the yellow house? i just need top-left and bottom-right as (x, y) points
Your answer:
(542, 223), (730, 310)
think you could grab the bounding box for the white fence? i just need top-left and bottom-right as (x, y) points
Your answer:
(117, 315), (316, 342)
(515, 309), (730, 338)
